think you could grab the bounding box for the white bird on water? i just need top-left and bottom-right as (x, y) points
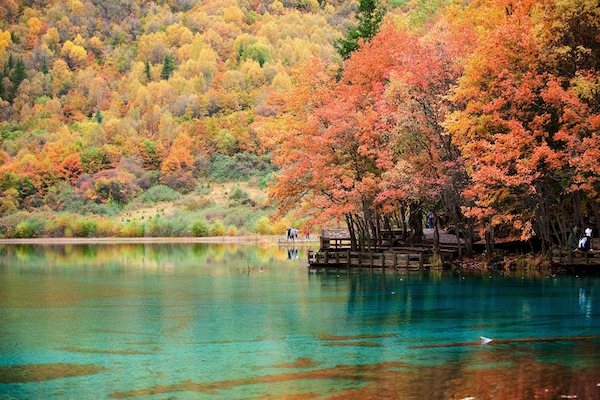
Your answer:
(480, 336), (492, 344)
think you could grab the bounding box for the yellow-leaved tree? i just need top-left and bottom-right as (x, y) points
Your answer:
(160, 132), (197, 192)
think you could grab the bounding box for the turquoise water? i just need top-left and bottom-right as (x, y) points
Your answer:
(0, 243), (599, 399)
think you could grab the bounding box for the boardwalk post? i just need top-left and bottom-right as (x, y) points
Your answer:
(347, 250), (351, 268)
(419, 253), (424, 269)
(369, 252), (373, 268)
(324, 251), (329, 265)
(568, 249), (573, 264)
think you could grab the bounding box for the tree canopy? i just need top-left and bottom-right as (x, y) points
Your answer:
(258, 0), (600, 253)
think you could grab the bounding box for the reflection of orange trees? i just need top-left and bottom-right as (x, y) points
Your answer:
(106, 346), (600, 399)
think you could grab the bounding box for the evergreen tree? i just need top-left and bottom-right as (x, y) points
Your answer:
(94, 109), (103, 123)
(41, 56), (49, 74)
(145, 60), (151, 82)
(160, 55), (176, 80)
(335, 0), (386, 60)
(10, 58), (26, 99)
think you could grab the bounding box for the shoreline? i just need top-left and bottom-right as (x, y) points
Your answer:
(0, 236), (284, 245)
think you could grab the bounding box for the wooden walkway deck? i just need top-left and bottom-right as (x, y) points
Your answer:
(308, 249), (455, 271)
(307, 228), (462, 271)
(551, 248), (600, 266)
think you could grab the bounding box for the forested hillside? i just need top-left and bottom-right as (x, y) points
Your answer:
(0, 0), (423, 237)
(1, 0), (598, 250)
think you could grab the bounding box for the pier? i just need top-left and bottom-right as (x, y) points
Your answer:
(308, 228), (460, 271)
(551, 248), (600, 266)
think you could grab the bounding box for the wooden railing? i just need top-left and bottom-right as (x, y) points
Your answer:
(308, 249), (454, 270)
(551, 248), (600, 265)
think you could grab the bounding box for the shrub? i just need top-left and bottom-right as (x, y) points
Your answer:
(43, 219), (61, 237)
(146, 216), (190, 237)
(81, 147), (108, 174)
(270, 219), (291, 236)
(14, 215), (47, 238)
(15, 221), (35, 238)
(226, 225), (237, 236)
(138, 185), (181, 203)
(253, 216), (290, 236)
(256, 172), (273, 189)
(124, 220), (145, 237)
(209, 220), (225, 236)
(96, 218), (118, 237)
(255, 216), (272, 235)
(244, 210), (276, 233)
(79, 201), (121, 216)
(170, 216), (192, 236)
(228, 186), (248, 203)
(70, 218), (98, 237)
(147, 217), (173, 237)
(209, 152), (276, 182)
(190, 219), (209, 237)
(182, 197), (213, 211)
(223, 207), (249, 228)
(94, 169), (141, 204)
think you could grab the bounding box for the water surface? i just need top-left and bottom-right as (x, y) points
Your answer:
(0, 243), (599, 399)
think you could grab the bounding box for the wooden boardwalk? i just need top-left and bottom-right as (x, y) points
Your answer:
(307, 228), (461, 271)
(551, 248), (600, 266)
(305, 227), (468, 271)
(308, 249), (454, 271)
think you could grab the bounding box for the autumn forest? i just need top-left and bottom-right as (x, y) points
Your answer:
(0, 0), (599, 255)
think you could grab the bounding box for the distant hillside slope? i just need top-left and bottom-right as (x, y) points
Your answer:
(0, 0), (433, 238)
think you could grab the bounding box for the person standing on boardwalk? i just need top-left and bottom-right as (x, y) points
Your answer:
(578, 227), (593, 251)
(426, 212), (434, 229)
(568, 224), (582, 250)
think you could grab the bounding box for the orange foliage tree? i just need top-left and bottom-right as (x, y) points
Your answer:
(447, 0), (600, 250)
(259, 17), (475, 251)
(160, 132), (198, 192)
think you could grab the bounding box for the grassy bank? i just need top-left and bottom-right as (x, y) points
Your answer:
(0, 182), (302, 239)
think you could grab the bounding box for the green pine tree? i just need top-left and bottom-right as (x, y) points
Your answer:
(145, 60), (151, 82)
(334, 0), (386, 60)
(160, 55), (176, 80)
(94, 109), (103, 123)
(10, 58), (26, 100)
(41, 56), (49, 74)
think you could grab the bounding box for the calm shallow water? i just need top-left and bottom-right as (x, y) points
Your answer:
(0, 243), (599, 399)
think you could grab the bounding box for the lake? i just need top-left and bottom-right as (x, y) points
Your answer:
(0, 243), (599, 399)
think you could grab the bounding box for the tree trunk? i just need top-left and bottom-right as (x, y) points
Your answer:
(466, 217), (474, 256)
(484, 219), (494, 259)
(408, 203), (423, 244)
(433, 212), (440, 257)
(346, 214), (358, 251)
